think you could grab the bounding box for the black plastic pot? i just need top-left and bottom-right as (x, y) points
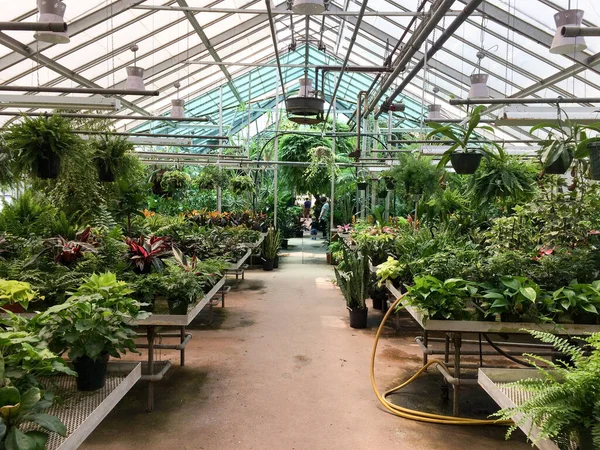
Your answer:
(357, 182), (368, 190)
(377, 190), (388, 199)
(372, 296), (383, 310)
(579, 428), (595, 450)
(281, 239), (289, 250)
(35, 154), (61, 179)
(167, 298), (189, 315)
(263, 259), (274, 271)
(73, 354), (109, 391)
(97, 164), (115, 182)
(588, 141), (600, 180)
(348, 307), (368, 329)
(544, 153), (573, 175)
(386, 181), (395, 190)
(273, 255), (279, 269)
(450, 152), (482, 175)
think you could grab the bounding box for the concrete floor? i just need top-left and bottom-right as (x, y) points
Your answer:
(82, 237), (530, 450)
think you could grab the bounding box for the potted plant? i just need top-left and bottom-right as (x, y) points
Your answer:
(37, 273), (149, 391)
(404, 276), (476, 321)
(92, 134), (134, 182)
(357, 179), (368, 190)
(262, 228), (280, 271)
(376, 256), (406, 290)
(335, 248), (369, 329)
(479, 276), (541, 322)
(195, 165), (229, 190)
(493, 330), (600, 450)
(530, 115), (600, 176)
(230, 174), (254, 195)
(125, 235), (171, 274)
(5, 115), (82, 179)
(427, 105), (498, 175)
(149, 167), (168, 195)
(161, 169), (191, 197)
(0, 279), (40, 313)
(158, 264), (205, 315)
(45, 226), (99, 265)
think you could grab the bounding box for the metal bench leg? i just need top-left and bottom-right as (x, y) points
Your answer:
(180, 326), (186, 366)
(453, 333), (462, 417)
(423, 330), (428, 365)
(221, 291), (225, 308)
(147, 326), (155, 412)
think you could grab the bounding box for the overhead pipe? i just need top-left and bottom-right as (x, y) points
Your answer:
(388, 139), (541, 144)
(315, 65), (393, 98)
(561, 26), (600, 37)
(449, 96), (600, 106)
(375, 0), (485, 119)
(0, 22), (66, 32)
(0, 111), (209, 122)
(356, 91), (368, 155)
(265, 0), (288, 101)
(70, 130), (228, 140)
(348, 0), (428, 128)
(321, 0), (370, 128)
(0, 85), (159, 96)
(363, 0), (456, 121)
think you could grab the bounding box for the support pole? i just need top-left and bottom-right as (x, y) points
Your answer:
(273, 76), (281, 227)
(330, 102), (336, 236)
(217, 86), (223, 213)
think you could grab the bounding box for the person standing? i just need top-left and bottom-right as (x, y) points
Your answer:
(318, 196), (330, 239)
(303, 197), (311, 219)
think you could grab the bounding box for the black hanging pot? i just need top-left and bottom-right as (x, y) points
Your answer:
(348, 307), (368, 329)
(450, 152), (482, 175)
(544, 153), (573, 175)
(357, 182), (368, 190)
(35, 153), (61, 179)
(377, 190), (388, 199)
(386, 181), (395, 190)
(588, 141), (600, 180)
(73, 354), (109, 391)
(97, 163), (115, 182)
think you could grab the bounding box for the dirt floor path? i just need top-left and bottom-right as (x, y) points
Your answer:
(82, 237), (529, 450)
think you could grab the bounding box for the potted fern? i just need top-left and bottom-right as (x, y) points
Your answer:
(195, 165), (229, 190)
(5, 115), (82, 179)
(427, 105), (498, 175)
(335, 247), (369, 328)
(493, 330), (600, 450)
(92, 134), (134, 182)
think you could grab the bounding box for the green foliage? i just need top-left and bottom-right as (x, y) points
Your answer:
(0, 280), (39, 310)
(194, 166), (229, 190)
(479, 276), (542, 321)
(91, 134), (134, 180)
(404, 276), (477, 321)
(494, 331), (600, 449)
(279, 133), (332, 194)
(262, 228), (280, 260)
(387, 153), (441, 202)
(375, 257), (405, 286)
(0, 192), (56, 238)
(4, 115), (83, 179)
(36, 273), (149, 361)
(335, 247), (369, 310)
(160, 170), (191, 197)
(230, 175), (254, 195)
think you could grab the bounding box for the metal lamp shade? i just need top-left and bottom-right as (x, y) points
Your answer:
(550, 9), (586, 54)
(34, 0), (69, 44)
(125, 66), (145, 91)
(292, 0), (325, 15)
(298, 77), (314, 97)
(468, 73), (489, 99)
(427, 104), (442, 121)
(170, 99), (185, 118)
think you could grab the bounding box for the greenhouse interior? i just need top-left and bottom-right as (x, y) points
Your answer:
(0, 0), (600, 449)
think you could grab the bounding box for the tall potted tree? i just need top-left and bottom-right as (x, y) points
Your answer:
(427, 105), (498, 174)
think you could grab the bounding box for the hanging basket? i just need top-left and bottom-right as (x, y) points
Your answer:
(35, 154), (61, 179)
(357, 182), (368, 190)
(377, 190), (388, 199)
(588, 141), (600, 180)
(544, 153), (573, 175)
(450, 152), (482, 175)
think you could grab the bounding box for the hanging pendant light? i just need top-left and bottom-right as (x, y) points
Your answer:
(292, 0), (325, 15)
(427, 104), (442, 121)
(170, 82), (185, 118)
(468, 73), (489, 99)
(34, 0), (69, 44)
(550, 9), (587, 54)
(125, 45), (145, 91)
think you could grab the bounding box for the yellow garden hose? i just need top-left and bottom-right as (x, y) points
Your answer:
(370, 293), (513, 426)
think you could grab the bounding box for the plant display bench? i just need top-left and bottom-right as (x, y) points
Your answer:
(133, 275), (226, 411)
(385, 280), (600, 416)
(226, 247), (252, 286)
(41, 362), (141, 450)
(241, 232), (266, 249)
(478, 368), (565, 450)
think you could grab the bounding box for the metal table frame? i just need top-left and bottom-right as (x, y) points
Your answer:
(385, 280), (600, 415)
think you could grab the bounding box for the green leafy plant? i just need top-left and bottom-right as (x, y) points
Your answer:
(4, 115), (83, 179)
(230, 175), (254, 195)
(262, 228), (280, 261)
(194, 166), (229, 190)
(305, 146), (338, 182)
(550, 280), (600, 324)
(479, 276), (542, 322)
(493, 330), (600, 449)
(36, 272), (150, 361)
(426, 105), (499, 169)
(0, 280), (39, 311)
(44, 226), (99, 265)
(403, 276), (477, 321)
(335, 248), (369, 310)
(160, 170), (191, 196)
(376, 256), (406, 287)
(91, 134), (134, 182)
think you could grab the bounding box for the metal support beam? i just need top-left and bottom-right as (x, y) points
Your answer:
(561, 26), (600, 37)
(0, 85), (159, 96)
(265, 0), (288, 102)
(450, 97), (600, 106)
(0, 32), (151, 116)
(0, 111), (208, 122)
(0, 22), (66, 32)
(70, 130), (227, 140)
(176, 0), (244, 105)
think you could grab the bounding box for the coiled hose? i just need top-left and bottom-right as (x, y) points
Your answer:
(369, 293), (512, 426)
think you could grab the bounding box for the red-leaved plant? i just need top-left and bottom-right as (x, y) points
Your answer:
(125, 235), (171, 274)
(46, 226), (99, 264)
